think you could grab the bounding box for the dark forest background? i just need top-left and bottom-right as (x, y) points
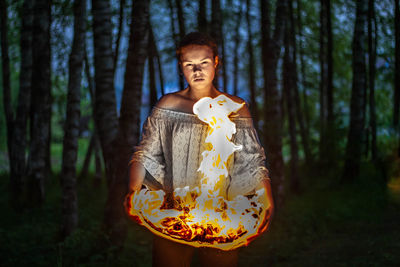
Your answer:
(1, 0), (400, 266)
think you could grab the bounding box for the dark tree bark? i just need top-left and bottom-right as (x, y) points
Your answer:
(113, 0), (125, 75)
(11, 0), (33, 205)
(60, 0), (86, 239)
(198, 0), (208, 32)
(260, 0), (287, 207)
(2, 0), (34, 207)
(293, 0), (312, 165)
(211, 0), (227, 91)
(175, 0), (185, 40)
(319, 0), (327, 160)
(0, 0), (14, 201)
(319, 0), (334, 161)
(27, 0), (52, 204)
(233, 5), (242, 96)
(103, 0), (149, 247)
(342, 0), (368, 181)
(148, 25), (158, 107)
(152, 32), (165, 96)
(368, 0), (377, 161)
(283, 0), (300, 193)
(0, 0), (11, 127)
(167, 0), (185, 91)
(395, 0), (400, 156)
(175, 0), (186, 91)
(92, 0), (118, 185)
(245, 0), (258, 129)
(326, 0), (334, 128)
(80, 46), (97, 180)
(296, 0), (311, 135)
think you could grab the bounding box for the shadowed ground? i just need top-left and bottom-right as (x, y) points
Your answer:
(0, 165), (399, 266)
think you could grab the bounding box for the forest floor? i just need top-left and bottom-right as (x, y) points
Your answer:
(0, 162), (399, 267)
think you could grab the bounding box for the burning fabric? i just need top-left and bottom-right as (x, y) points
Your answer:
(126, 95), (270, 250)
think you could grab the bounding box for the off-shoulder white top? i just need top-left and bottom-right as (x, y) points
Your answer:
(131, 107), (269, 198)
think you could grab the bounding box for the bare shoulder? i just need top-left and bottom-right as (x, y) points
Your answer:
(221, 93), (252, 118)
(155, 91), (186, 110)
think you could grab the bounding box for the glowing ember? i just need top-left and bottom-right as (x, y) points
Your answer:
(126, 95), (270, 250)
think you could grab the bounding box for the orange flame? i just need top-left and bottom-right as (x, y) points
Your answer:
(126, 95), (269, 250)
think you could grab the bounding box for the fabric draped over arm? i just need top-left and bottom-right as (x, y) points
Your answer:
(131, 113), (166, 191)
(228, 119), (270, 198)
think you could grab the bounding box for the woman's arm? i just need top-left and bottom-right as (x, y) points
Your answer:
(128, 161), (146, 193)
(257, 178), (274, 234)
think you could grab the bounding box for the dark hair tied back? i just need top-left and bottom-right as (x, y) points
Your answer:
(176, 32), (219, 62)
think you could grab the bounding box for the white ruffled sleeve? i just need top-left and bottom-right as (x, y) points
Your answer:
(131, 112), (166, 190)
(228, 120), (269, 198)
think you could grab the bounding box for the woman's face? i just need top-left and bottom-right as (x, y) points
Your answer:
(180, 45), (218, 91)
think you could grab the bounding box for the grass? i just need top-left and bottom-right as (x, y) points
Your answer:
(0, 160), (399, 266)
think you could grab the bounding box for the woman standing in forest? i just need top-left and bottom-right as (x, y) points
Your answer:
(128, 32), (274, 267)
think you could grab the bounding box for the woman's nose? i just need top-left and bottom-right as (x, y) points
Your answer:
(193, 64), (202, 72)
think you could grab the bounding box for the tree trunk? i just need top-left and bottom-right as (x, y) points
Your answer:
(246, 0), (258, 129)
(0, 0), (12, 131)
(319, 0), (335, 163)
(260, 0), (287, 207)
(92, 0), (118, 186)
(113, 0), (125, 75)
(167, 0), (185, 91)
(148, 25), (158, 108)
(175, 0), (185, 40)
(79, 46), (97, 180)
(368, 0), (377, 161)
(198, 0), (208, 32)
(103, 0), (149, 248)
(0, 0), (15, 204)
(296, 0), (311, 136)
(220, 35), (227, 92)
(233, 5), (242, 96)
(284, 1), (300, 193)
(293, 0), (312, 165)
(325, 0), (335, 163)
(60, 0), (86, 239)
(326, 0), (334, 126)
(175, 0), (186, 90)
(153, 33), (165, 96)
(9, 0), (34, 207)
(394, 0), (400, 156)
(319, 0), (328, 161)
(342, 0), (368, 182)
(27, 0), (52, 205)
(211, 0), (226, 91)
